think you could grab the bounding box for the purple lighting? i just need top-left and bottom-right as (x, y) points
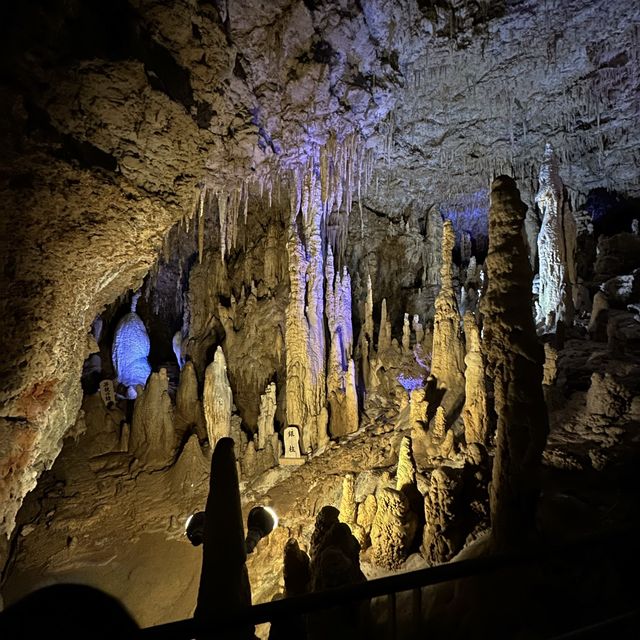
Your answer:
(397, 374), (424, 391)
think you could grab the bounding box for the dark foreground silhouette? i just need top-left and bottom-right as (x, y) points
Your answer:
(0, 583), (139, 639)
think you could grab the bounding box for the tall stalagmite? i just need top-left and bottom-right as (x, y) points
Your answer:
(483, 176), (549, 548)
(203, 346), (233, 450)
(326, 246), (359, 438)
(285, 170), (328, 453)
(430, 220), (466, 414)
(535, 143), (576, 332)
(130, 369), (175, 468)
(461, 312), (489, 446)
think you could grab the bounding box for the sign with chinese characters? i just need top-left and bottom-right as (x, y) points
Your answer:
(99, 379), (116, 407)
(280, 426), (305, 466)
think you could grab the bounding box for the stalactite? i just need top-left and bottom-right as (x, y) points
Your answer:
(483, 175), (548, 550)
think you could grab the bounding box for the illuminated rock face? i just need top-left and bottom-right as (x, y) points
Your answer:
(462, 312), (488, 446)
(130, 369), (175, 468)
(175, 362), (205, 441)
(483, 176), (548, 549)
(326, 246), (359, 438)
(203, 347), (233, 450)
(111, 293), (151, 397)
(535, 144), (576, 333)
(430, 221), (465, 414)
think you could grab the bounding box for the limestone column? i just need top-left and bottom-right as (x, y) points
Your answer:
(461, 312), (489, 446)
(483, 175), (549, 549)
(430, 220), (466, 414)
(203, 346), (233, 450)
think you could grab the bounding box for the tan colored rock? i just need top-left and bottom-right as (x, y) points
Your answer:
(431, 221), (465, 414)
(483, 176), (549, 549)
(256, 382), (277, 451)
(169, 433), (209, 496)
(396, 436), (417, 492)
(422, 466), (462, 564)
(130, 368), (175, 468)
(356, 494), (378, 534)
(462, 312), (489, 446)
(203, 346), (233, 450)
(175, 361), (206, 441)
(339, 473), (358, 526)
(326, 246), (359, 438)
(542, 343), (558, 386)
(242, 439), (258, 479)
(588, 291), (609, 341)
(424, 406), (456, 461)
(370, 487), (417, 569)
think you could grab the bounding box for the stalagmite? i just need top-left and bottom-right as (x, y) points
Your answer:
(339, 473), (358, 526)
(524, 208), (540, 271)
(325, 247), (359, 438)
(285, 170), (327, 453)
(130, 369), (175, 468)
(369, 487), (418, 569)
(483, 175), (549, 549)
(426, 405), (455, 460)
(422, 466), (462, 564)
(111, 292), (151, 398)
(402, 313), (411, 353)
(169, 433), (209, 495)
(256, 383), (277, 451)
(430, 221), (466, 414)
(535, 144), (576, 332)
(195, 438), (252, 637)
(396, 436), (417, 492)
(176, 361), (205, 440)
(377, 298), (392, 353)
(203, 347), (233, 450)
(462, 312), (489, 446)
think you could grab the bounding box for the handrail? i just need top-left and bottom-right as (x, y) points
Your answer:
(141, 527), (635, 639)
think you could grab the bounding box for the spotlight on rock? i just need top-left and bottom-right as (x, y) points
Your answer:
(185, 511), (206, 547)
(245, 506), (278, 554)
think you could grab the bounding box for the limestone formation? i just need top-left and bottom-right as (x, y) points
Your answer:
(422, 466), (462, 565)
(284, 172), (328, 453)
(130, 369), (175, 468)
(588, 291), (610, 341)
(203, 347), (233, 450)
(370, 487), (418, 569)
(461, 312), (489, 446)
(256, 383), (277, 451)
(111, 292), (151, 397)
(325, 247), (359, 438)
(424, 406), (456, 461)
(542, 343), (558, 386)
(377, 298), (392, 353)
(535, 144), (576, 332)
(524, 207), (541, 271)
(396, 436), (417, 492)
(430, 221), (466, 414)
(169, 433), (209, 496)
(175, 362), (205, 441)
(339, 473), (358, 526)
(483, 176), (549, 549)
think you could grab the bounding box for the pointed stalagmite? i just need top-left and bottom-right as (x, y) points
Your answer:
(130, 368), (175, 468)
(176, 361), (205, 440)
(195, 438), (252, 637)
(203, 347), (233, 450)
(339, 473), (357, 526)
(396, 436), (417, 492)
(256, 383), (277, 451)
(430, 221), (466, 414)
(462, 312), (489, 446)
(535, 143), (576, 332)
(483, 176), (549, 549)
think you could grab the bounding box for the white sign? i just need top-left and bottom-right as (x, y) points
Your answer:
(99, 379), (116, 407)
(283, 426), (301, 458)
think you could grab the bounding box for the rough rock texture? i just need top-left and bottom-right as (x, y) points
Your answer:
(430, 221), (465, 414)
(482, 176), (549, 549)
(175, 361), (205, 441)
(535, 144), (576, 332)
(370, 487), (418, 569)
(130, 369), (175, 469)
(203, 347), (233, 450)
(461, 311), (489, 446)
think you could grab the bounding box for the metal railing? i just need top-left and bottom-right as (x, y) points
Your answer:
(141, 528), (638, 639)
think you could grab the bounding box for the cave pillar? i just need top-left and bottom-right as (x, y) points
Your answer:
(483, 176), (549, 549)
(203, 346), (233, 451)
